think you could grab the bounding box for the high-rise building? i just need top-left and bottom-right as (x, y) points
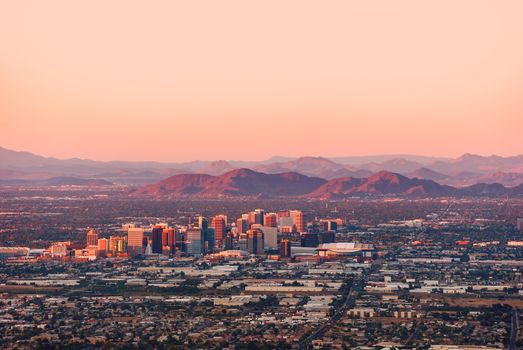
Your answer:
(186, 228), (204, 256)
(238, 233), (248, 252)
(247, 229), (264, 255)
(247, 212), (255, 225)
(300, 232), (319, 247)
(127, 228), (144, 256)
(518, 218), (523, 232)
(259, 226), (278, 249)
(211, 215), (227, 246)
(279, 216), (294, 233)
(198, 216), (208, 230)
(254, 209), (265, 225)
(264, 213), (278, 227)
(86, 228), (98, 247)
(290, 210), (305, 233)
(161, 229), (169, 247)
(224, 232), (234, 250)
(109, 236), (127, 254)
(163, 228), (176, 253)
(279, 239), (291, 258)
(151, 225), (164, 254)
(175, 230), (184, 252)
(97, 238), (109, 257)
(321, 231), (336, 244)
(205, 228), (215, 253)
(236, 218), (248, 234)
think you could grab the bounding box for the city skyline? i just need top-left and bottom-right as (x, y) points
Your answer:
(1, 0), (523, 161)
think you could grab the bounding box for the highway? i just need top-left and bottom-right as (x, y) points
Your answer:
(296, 260), (382, 350)
(509, 308), (519, 350)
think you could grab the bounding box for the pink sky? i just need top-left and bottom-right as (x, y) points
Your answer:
(1, 0), (522, 162)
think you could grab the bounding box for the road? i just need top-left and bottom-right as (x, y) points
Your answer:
(405, 322), (423, 346)
(296, 260), (382, 350)
(509, 308), (518, 350)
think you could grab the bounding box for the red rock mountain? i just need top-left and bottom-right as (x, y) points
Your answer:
(307, 171), (455, 199)
(131, 168), (327, 198)
(132, 170), (472, 198)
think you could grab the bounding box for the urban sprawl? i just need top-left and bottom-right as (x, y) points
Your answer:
(1, 188), (523, 349)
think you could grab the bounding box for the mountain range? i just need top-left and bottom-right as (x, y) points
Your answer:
(2, 146), (523, 188)
(131, 169), (326, 198)
(131, 168), (523, 199)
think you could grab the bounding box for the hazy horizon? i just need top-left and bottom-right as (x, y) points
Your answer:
(2, 0), (523, 162)
(3, 144), (523, 164)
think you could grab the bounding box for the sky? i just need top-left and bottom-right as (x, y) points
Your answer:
(1, 0), (523, 162)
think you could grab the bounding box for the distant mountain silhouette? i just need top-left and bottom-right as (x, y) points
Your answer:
(198, 160), (235, 175)
(0, 176), (113, 186)
(406, 169), (523, 187)
(2, 146), (523, 188)
(428, 153), (523, 174)
(458, 182), (509, 196)
(253, 156), (372, 179)
(473, 172), (523, 187)
(359, 158), (425, 173)
(406, 167), (449, 181)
